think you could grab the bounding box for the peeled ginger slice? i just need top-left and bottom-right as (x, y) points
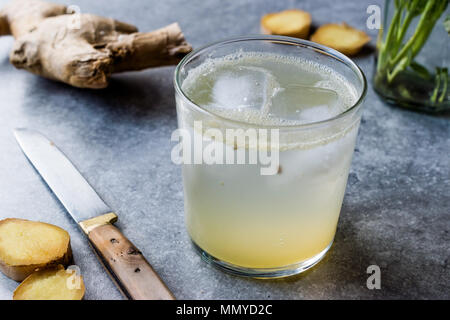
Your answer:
(0, 218), (72, 281)
(13, 265), (85, 300)
(310, 23), (371, 56)
(261, 9), (312, 39)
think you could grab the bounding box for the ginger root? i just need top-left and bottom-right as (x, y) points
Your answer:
(310, 23), (370, 56)
(0, 218), (72, 281)
(261, 9), (312, 39)
(0, 0), (192, 88)
(13, 265), (85, 300)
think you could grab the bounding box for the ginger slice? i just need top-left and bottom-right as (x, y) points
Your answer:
(0, 218), (72, 281)
(310, 23), (371, 56)
(13, 265), (85, 300)
(261, 9), (312, 39)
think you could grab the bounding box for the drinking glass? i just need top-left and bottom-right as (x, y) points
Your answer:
(174, 36), (367, 278)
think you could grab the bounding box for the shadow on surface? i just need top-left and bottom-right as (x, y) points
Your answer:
(204, 198), (436, 299)
(198, 209), (382, 299)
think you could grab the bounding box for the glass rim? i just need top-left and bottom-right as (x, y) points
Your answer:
(173, 35), (367, 129)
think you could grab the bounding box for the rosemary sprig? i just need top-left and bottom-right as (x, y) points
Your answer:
(379, 0), (448, 79)
(431, 67), (448, 104)
(376, 0), (449, 105)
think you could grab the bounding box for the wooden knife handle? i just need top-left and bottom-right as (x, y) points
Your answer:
(88, 224), (175, 300)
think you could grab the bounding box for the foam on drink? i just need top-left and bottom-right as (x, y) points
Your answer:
(182, 52), (358, 127)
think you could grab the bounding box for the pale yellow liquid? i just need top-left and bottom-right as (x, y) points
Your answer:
(182, 127), (357, 268)
(179, 53), (359, 269)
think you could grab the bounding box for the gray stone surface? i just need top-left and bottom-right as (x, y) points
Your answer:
(0, 0), (448, 300)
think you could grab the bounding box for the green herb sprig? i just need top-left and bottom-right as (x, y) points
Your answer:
(377, 0), (448, 84)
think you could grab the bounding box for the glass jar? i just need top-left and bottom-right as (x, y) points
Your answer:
(374, 0), (449, 112)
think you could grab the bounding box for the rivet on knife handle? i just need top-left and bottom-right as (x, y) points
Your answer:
(81, 214), (175, 300)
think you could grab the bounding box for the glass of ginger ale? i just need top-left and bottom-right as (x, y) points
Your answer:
(174, 36), (367, 278)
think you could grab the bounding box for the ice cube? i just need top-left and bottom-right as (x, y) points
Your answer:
(211, 66), (278, 111)
(268, 84), (340, 123)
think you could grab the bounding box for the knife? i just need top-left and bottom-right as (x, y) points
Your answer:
(14, 128), (175, 300)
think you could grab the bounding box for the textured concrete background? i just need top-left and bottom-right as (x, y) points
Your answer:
(0, 0), (449, 299)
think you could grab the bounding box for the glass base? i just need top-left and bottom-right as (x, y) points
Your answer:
(373, 71), (450, 113)
(191, 239), (333, 279)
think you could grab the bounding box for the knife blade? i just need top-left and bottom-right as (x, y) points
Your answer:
(14, 128), (175, 300)
(14, 128), (111, 223)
